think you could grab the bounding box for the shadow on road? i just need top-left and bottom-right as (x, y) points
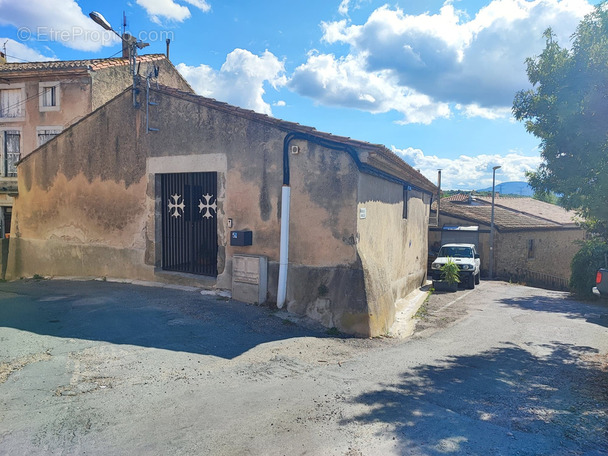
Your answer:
(343, 342), (608, 455)
(0, 279), (333, 359)
(499, 293), (608, 328)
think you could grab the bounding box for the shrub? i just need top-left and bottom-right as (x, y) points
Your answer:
(569, 238), (608, 297)
(440, 258), (461, 285)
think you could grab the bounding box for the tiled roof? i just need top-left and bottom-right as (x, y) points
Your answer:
(443, 193), (471, 203)
(475, 196), (578, 225)
(439, 201), (578, 231)
(0, 54), (167, 74)
(154, 85), (437, 194)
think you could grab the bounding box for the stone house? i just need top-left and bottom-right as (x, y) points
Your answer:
(0, 50), (192, 238)
(430, 195), (585, 288)
(6, 83), (436, 337)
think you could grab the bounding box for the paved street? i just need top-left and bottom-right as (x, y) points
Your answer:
(0, 279), (607, 455)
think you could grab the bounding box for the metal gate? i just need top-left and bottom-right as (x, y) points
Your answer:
(161, 172), (218, 276)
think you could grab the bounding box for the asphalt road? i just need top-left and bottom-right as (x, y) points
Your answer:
(0, 279), (607, 455)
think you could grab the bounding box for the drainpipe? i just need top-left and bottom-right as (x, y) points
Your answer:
(277, 185), (290, 308)
(277, 132), (296, 309)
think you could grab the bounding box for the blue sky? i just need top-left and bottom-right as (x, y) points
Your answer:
(0, 0), (599, 189)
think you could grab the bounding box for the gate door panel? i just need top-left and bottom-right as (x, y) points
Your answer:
(161, 172), (218, 276)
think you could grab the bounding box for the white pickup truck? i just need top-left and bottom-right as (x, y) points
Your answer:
(431, 243), (481, 289)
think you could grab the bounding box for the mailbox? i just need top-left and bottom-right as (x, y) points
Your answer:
(230, 230), (252, 246)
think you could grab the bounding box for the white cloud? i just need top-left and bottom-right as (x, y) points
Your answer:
(289, 52), (450, 124)
(292, 0), (593, 123)
(182, 0), (211, 12)
(339, 0), (350, 16)
(136, 0), (190, 23)
(274, 100), (286, 107)
(0, 38), (55, 62)
(0, 0), (120, 51)
(337, 0), (369, 17)
(394, 145), (542, 190)
(136, 0), (210, 23)
(176, 49), (286, 116)
(455, 103), (512, 120)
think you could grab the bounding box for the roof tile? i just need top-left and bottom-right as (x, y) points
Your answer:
(0, 54), (166, 74)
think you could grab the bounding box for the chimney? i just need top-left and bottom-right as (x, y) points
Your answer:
(122, 33), (132, 58)
(166, 38), (171, 60)
(0, 51), (6, 65)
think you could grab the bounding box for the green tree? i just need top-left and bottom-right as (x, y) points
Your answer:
(569, 238), (608, 297)
(513, 5), (608, 238)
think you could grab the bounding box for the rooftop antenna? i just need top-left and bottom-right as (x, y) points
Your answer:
(122, 11), (127, 36)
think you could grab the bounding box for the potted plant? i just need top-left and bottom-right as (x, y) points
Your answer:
(434, 257), (460, 292)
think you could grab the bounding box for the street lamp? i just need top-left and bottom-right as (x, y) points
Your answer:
(489, 165), (501, 279)
(89, 11), (149, 106)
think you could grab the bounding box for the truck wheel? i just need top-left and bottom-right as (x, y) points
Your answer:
(467, 274), (475, 289)
(475, 272), (480, 285)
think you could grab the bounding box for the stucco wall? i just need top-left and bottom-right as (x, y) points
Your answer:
(7, 85), (431, 337)
(494, 228), (585, 281)
(141, 91), (366, 334)
(91, 58), (192, 110)
(6, 91), (151, 280)
(357, 175), (429, 336)
(0, 76), (92, 160)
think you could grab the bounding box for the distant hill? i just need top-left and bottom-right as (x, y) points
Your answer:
(476, 181), (534, 196)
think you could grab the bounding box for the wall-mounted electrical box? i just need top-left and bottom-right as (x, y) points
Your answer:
(232, 255), (268, 304)
(230, 230), (252, 246)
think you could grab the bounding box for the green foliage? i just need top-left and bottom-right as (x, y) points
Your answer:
(532, 190), (559, 205)
(440, 258), (461, 285)
(569, 238), (608, 297)
(529, 172), (561, 205)
(513, 6), (608, 238)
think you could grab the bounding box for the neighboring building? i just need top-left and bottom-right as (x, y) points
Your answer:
(430, 195), (585, 289)
(6, 83), (436, 337)
(0, 50), (192, 238)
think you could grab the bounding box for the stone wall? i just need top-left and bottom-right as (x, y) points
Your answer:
(430, 212), (585, 282)
(495, 228), (585, 281)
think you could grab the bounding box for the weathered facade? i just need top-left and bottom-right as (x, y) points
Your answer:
(0, 52), (192, 237)
(430, 196), (585, 288)
(6, 84), (435, 337)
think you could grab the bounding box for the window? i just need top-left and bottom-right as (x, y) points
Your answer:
(37, 127), (62, 146)
(39, 82), (60, 111)
(403, 186), (410, 219)
(527, 239), (535, 259)
(42, 86), (56, 107)
(0, 87), (24, 119)
(2, 130), (20, 177)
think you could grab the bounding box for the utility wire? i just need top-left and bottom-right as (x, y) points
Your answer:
(0, 48), (126, 115)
